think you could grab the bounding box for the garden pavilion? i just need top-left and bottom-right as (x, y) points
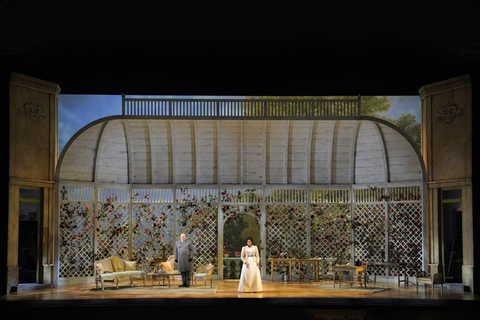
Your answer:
(54, 95), (426, 284)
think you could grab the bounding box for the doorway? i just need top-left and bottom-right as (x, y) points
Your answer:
(441, 187), (463, 283)
(223, 212), (260, 279)
(18, 187), (42, 284)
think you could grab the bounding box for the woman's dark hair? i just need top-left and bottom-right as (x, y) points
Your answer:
(246, 237), (254, 244)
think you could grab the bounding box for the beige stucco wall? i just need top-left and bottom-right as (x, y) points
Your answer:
(7, 73), (60, 293)
(419, 74), (474, 293)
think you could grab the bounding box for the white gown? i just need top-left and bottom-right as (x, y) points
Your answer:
(238, 245), (263, 292)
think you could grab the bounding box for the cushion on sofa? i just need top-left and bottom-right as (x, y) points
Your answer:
(111, 256), (124, 272)
(124, 260), (137, 271)
(161, 262), (173, 271)
(101, 258), (114, 273)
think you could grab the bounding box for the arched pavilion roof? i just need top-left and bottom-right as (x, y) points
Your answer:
(56, 116), (425, 186)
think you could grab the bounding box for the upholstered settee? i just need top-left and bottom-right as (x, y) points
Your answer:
(416, 263), (444, 294)
(94, 256), (146, 290)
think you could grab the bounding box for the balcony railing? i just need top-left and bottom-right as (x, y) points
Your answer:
(122, 95), (362, 118)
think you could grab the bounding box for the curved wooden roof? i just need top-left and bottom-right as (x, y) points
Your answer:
(56, 117), (424, 186)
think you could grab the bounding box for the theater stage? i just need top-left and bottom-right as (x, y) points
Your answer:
(1, 278), (479, 319)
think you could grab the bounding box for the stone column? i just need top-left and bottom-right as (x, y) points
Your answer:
(419, 74), (473, 292)
(8, 73), (60, 293)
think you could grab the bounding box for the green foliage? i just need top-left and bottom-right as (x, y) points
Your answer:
(310, 202), (353, 264)
(224, 214), (260, 255)
(245, 95), (421, 150)
(392, 113), (421, 149)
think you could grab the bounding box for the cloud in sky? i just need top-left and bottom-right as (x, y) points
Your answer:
(383, 96), (421, 121)
(59, 95), (122, 153)
(58, 94), (246, 154)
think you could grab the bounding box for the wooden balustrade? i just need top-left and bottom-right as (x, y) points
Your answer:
(122, 95), (362, 118)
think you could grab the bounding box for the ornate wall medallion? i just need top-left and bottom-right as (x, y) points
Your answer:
(19, 101), (46, 121)
(436, 103), (463, 123)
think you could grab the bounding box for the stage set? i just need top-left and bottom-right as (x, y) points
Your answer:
(3, 4), (480, 318)
(3, 73), (479, 319)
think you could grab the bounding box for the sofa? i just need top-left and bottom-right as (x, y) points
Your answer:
(94, 256), (146, 290)
(416, 263), (444, 294)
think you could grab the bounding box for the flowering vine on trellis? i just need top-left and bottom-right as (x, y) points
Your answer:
(222, 189), (262, 224)
(387, 190), (423, 276)
(175, 188), (218, 271)
(95, 194), (130, 260)
(353, 187), (423, 276)
(58, 184), (423, 279)
(310, 201), (353, 265)
(59, 199), (94, 276)
(131, 191), (173, 264)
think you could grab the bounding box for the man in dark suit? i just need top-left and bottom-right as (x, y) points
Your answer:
(174, 233), (194, 287)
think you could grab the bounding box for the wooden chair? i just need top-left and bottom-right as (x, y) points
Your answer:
(193, 264), (214, 287)
(416, 264), (444, 294)
(354, 261), (368, 289)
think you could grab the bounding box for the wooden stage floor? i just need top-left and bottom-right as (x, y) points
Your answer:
(2, 278), (480, 319)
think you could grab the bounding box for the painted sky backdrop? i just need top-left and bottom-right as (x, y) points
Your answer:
(58, 95), (421, 155)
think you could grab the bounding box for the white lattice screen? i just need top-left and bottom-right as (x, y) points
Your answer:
(387, 186), (423, 276)
(58, 184), (424, 280)
(177, 188), (219, 272)
(132, 189), (175, 263)
(96, 188), (130, 261)
(59, 200), (95, 277)
(59, 186), (95, 278)
(352, 186), (424, 276)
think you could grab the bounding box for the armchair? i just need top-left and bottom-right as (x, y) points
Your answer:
(193, 264), (214, 288)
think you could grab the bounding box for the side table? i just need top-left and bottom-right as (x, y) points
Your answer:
(148, 271), (179, 288)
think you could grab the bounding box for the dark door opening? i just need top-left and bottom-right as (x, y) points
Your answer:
(223, 212), (260, 279)
(18, 188), (41, 284)
(442, 188), (463, 284)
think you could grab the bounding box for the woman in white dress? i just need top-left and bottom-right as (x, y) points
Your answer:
(238, 237), (263, 292)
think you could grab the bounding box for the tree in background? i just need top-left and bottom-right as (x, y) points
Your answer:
(245, 95), (421, 150)
(224, 214), (260, 255)
(391, 113), (421, 150)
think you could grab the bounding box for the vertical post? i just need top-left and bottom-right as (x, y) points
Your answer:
(384, 187), (390, 264)
(350, 186), (355, 265)
(173, 187), (178, 237)
(171, 187), (177, 254)
(53, 184), (60, 287)
(306, 186), (311, 258)
(462, 185), (474, 292)
(42, 186), (55, 285)
(357, 94), (361, 117)
(122, 93), (125, 115)
(7, 184), (19, 293)
(260, 187), (267, 279)
(422, 182), (428, 272)
(217, 187), (224, 280)
(93, 185), (98, 263)
(128, 187), (133, 261)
